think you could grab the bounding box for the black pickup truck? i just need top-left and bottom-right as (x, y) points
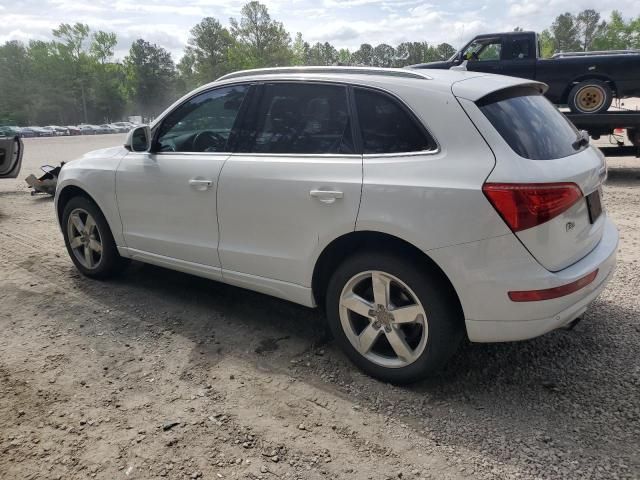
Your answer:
(411, 31), (640, 115)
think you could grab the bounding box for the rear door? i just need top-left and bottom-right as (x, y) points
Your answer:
(461, 87), (606, 272)
(0, 135), (23, 179)
(217, 82), (362, 287)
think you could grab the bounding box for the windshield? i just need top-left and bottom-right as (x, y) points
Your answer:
(478, 87), (587, 160)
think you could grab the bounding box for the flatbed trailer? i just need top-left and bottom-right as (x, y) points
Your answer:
(564, 111), (640, 157)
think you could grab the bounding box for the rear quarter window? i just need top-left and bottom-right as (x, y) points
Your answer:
(478, 87), (586, 160)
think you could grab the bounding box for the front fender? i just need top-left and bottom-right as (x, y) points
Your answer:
(55, 152), (126, 246)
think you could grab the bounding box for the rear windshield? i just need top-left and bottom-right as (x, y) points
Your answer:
(478, 87), (586, 160)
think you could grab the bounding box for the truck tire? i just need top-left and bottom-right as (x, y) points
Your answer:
(628, 128), (640, 147)
(568, 80), (613, 114)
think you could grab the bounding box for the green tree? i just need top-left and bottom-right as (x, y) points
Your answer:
(593, 11), (640, 50)
(337, 48), (351, 65)
(229, 1), (292, 68)
(291, 32), (309, 65)
(351, 43), (374, 65)
(394, 42), (428, 66)
(91, 31), (117, 64)
(177, 49), (198, 92)
(576, 9), (607, 51)
(435, 43), (456, 60)
(186, 17), (236, 83)
(124, 39), (177, 120)
(0, 41), (32, 124)
(308, 42), (338, 65)
(52, 22), (92, 123)
(551, 13), (581, 52)
(372, 44), (395, 67)
(539, 29), (555, 57)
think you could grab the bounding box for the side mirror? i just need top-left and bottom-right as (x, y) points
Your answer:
(125, 125), (151, 152)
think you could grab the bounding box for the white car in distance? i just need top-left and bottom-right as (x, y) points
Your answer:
(54, 67), (618, 384)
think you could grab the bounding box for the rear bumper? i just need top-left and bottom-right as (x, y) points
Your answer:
(428, 217), (618, 342)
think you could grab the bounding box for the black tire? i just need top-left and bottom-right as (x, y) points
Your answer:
(567, 79), (613, 114)
(325, 251), (463, 384)
(61, 196), (129, 279)
(627, 128), (640, 147)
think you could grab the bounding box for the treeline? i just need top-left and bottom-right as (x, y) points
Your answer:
(1, 2), (639, 126)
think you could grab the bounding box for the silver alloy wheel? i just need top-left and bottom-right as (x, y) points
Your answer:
(67, 208), (103, 270)
(339, 270), (428, 368)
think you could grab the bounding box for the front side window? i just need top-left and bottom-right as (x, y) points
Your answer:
(241, 83), (354, 154)
(464, 38), (502, 61)
(354, 88), (436, 154)
(479, 87), (586, 160)
(156, 85), (248, 153)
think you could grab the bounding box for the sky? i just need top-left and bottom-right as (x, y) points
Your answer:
(1, 0), (639, 61)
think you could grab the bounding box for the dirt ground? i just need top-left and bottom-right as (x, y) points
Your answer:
(0, 135), (638, 480)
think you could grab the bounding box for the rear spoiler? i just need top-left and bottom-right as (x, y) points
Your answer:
(451, 75), (547, 102)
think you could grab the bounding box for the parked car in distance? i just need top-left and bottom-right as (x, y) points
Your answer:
(78, 125), (96, 135)
(28, 126), (52, 137)
(66, 125), (82, 136)
(411, 31), (640, 114)
(0, 126), (21, 137)
(99, 124), (118, 134)
(44, 125), (69, 136)
(109, 123), (131, 133)
(54, 66), (618, 383)
(17, 127), (37, 138)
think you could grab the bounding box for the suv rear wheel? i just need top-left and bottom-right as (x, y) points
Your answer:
(326, 252), (463, 384)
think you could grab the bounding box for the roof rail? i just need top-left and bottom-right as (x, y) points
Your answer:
(217, 66), (432, 82)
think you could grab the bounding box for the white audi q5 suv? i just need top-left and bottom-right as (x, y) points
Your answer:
(55, 66), (618, 383)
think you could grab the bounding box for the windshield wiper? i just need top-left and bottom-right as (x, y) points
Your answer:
(572, 130), (590, 150)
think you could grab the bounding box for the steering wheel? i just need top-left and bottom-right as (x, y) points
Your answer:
(192, 130), (227, 152)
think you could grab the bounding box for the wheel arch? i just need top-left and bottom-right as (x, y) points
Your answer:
(561, 74), (617, 104)
(311, 230), (465, 320)
(56, 184), (103, 229)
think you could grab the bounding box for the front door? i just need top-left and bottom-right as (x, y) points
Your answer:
(217, 82), (362, 287)
(116, 84), (250, 269)
(464, 37), (504, 75)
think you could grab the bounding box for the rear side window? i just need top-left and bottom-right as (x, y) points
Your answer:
(479, 88), (586, 160)
(354, 88), (436, 154)
(243, 83), (354, 154)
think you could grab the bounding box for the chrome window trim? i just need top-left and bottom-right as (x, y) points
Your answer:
(362, 148), (441, 159)
(229, 152), (362, 159)
(151, 77), (443, 157)
(151, 151), (232, 157)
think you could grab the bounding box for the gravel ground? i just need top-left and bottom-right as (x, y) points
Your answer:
(0, 135), (638, 480)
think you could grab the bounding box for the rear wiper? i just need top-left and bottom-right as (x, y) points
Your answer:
(572, 130), (590, 150)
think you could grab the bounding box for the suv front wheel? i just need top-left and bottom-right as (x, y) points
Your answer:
(326, 252), (463, 384)
(62, 196), (129, 279)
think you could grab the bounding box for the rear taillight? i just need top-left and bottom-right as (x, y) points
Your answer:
(482, 182), (583, 232)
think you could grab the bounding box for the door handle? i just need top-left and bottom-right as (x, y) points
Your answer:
(310, 189), (343, 204)
(189, 178), (212, 191)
